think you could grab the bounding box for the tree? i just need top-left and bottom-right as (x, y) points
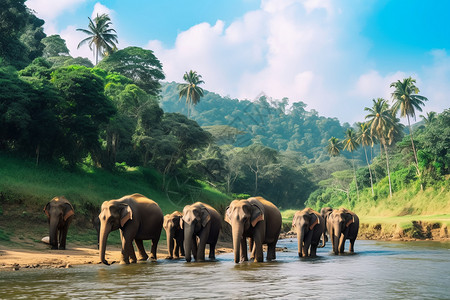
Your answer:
(357, 122), (375, 195)
(365, 98), (395, 197)
(77, 13), (118, 65)
(327, 137), (343, 157)
(42, 34), (70, 57)
(390, 77), (428, 176)
(97, 47), (165, 95)
(178, 70), (204, 118)
(51, 65), (116, 167)
(343, 128), (360, 201)
(420, 111), (436, 126)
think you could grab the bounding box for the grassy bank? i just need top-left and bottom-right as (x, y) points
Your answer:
(0, 153), (231, 248)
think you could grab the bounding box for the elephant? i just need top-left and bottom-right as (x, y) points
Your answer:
(43, 196), (75, 250)
(292, 208), (324, 257)
(327, 208), (359, 254)
(319, 207), (333, 248)
(163, 211), (185, 259)
(225, 196), (282, 263)
(181, 202), (221, 262)
(98, 193), (163, 265)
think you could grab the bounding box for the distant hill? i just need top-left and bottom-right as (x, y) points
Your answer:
(160, 81), (359, 163)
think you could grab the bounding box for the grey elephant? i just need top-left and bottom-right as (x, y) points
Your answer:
(163, 211), (185, 259)
(225, 196), (282, 263)
(99, 193), (163, 265)
(328, 208), (359, 254)
(292, 208), (324, 257)
(181, 202), (221, 262)
(319, 207), (333, 247)
(43, 196), (75, 250)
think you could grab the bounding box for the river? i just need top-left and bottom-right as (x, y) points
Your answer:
(1, 239), (449, 299)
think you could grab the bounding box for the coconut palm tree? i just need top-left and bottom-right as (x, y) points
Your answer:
(419, 111), (436, 126)
(77, 13), (118, 65)
(365, 98), (395, 197)
(343, 128), (360, 201)
(357, 122), (374, 196)
(390, 77), (428, 173)
(178, 70), (204, 118)
(327, 137), (343, 157)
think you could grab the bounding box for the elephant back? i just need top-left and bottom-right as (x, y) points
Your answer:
(248, 197), (282, 244)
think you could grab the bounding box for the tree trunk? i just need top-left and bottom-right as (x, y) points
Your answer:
(350, 153), (359, 202)
(383, 142), (393, 198)
(407, 116), (423, 191)
(364, 147), (374, 196)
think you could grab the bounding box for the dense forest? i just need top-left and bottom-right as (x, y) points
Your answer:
(1, 0), (449, 214)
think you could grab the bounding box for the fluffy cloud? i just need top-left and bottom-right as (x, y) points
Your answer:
(148, 0), (375, 122)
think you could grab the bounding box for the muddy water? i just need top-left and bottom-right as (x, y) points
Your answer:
(1, 239), (449, 299)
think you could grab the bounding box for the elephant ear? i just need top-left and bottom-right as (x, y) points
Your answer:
(163, 215), (169, 230)
(201, 206), (211, 227)
(120, 204), (133, 227)
(43, 202), (50, 218)
(224, 206), (232, 225)
(345, 214), (355, 227)
(63, 202), (75, 221)
(250, 203), (264, 227)
(309, 213), (319, 230)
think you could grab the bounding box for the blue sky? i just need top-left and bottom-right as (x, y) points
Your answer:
(27, 0), (450, 124)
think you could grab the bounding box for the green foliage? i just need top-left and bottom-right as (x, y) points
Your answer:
(42, 34), (70, 57)
(97, 47), (165, 95)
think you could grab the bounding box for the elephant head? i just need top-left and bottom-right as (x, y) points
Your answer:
(98, 200), (132, 265)
(292, 208), (320, 257)
(43, 196), (74, 250)
(181, 203), (212, 262)
(329, 208), (355, 254)
(225, 199), (265, 263)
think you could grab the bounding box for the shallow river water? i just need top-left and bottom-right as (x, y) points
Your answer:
(1, 239), (449, 299)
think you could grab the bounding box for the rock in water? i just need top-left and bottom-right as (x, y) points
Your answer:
(41, 236), (50, 244)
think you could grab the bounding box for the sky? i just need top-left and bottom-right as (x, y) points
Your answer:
(26, 0), (450, 124)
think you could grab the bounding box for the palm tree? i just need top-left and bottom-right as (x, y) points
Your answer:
(420, 111), (436, 126)
(327, 137), (343, 157)
(178, 70), (204, 118)
(357, 122), (374, 196)
(343, 128), (360, 201)
(390, 77), (428, 174)
(77, 13), (118, 65)
(365, 98), (395, 197)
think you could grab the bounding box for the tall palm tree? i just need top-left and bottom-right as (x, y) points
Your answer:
(357, 122), (374, 196)
(390, 77), (428, 174)
(419, 111), (436, 126)
(343, 128), (360, 201)
(77, 13), (118, 65)
(178, 70), (204, 118)
(327, 137), (343, 157)
(365, 98), (395, 197)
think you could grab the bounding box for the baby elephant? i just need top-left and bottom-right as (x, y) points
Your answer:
(163, 211), (185, 259)
(292, 208), (324, 257)
(43, 196), (75, 250)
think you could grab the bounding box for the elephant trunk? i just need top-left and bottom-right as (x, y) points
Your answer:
(49, 217), (59, 249)
(333, 225), (341, 255)
(99, 222), (111, 265)
(184, 224), (194, 262)
(232, 223), (244, 263)
(297, 227), (305, 257)
(319, 231), (326, 248)
(166, 229), (174, 258)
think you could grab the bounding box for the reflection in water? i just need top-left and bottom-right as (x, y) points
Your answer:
(1, 240), (449, 299)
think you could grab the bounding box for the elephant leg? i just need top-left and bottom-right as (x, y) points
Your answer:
(174, 240), (180, 258)
(179, 238), (185, 257)
(120, 232), (135, 264)
(166, 237), (174, 259)
(196, 227), (210, 262)
(135, 239), (148, 261)
(150, 237), (159, 261)
(191, 236), (198, 260)
(240, 237), (248, 262)
(349, 238), (356, 253)
(266, 242), (276, 261)
(209, 242), (216, 260)
(253, 234), (264, 262)
(339, 234), (346, 253)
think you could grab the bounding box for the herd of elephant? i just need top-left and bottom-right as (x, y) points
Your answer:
(43, 194), (359, 265)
